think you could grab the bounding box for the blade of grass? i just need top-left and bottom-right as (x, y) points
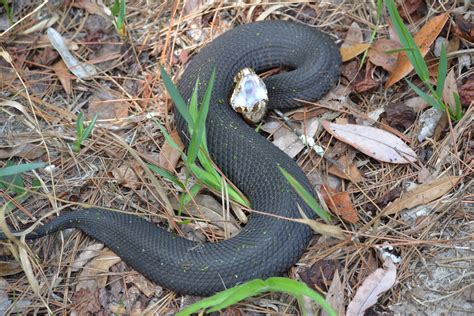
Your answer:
(386, 0), (429, 82)
(436, 44), (447, 99)
(160, 66), (193, 128)
(176, 277), (336, 316)
(406, 80), (440, 110)
(187, 69), (215, 165)
(0, 162), (46, 177)
(278, 165), (331, 223)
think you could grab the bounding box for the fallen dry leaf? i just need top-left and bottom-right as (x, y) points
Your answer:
(340, 43), (370, 62)
(322, 121), (417, 164)
(346, 257), (397, 316)
(320, 185), (358, 223)
(342, 22), (364, 47)
(300, 260), (339, 291)
(323, 269), (345, 316)
(452, 14), (474, 42)
(52, 60), (72, 95)
(383, 176), (460, 216)
(294, 218), (346, 240)
(328, 154), (363, 183)
(0, 261), (23, 276)
(171, 194), (240, 235)
(159, 130), (184, 171)
(71, 243), (105, 272)
(72, 288), (102, 316)
(111, 163), (141, 189)
(459, 75), (474, 107)
(384, 102), (416, 131)
(76, 249), (121, 291)
(385, 13), (449, 88)
(0, 143), (45, 160)
(442, 69), (459, 112)
(262, 117), (320, 159)
(397, 0), (424, 20)
(368, 39), (400, 72)
(88, 92), (129, 120)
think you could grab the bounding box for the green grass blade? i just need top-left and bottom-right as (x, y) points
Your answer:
(82, 114), (98, 141)
(278, 165), (331, 223)
(436, 44), (447, 99)
(160, 66), (193, 129)
(453, 92), (463, 121)
(176, 277), (335, 316)
(154, 120), (185, 157)
(0, 162), (46, 177)
(180, 183), (202, 206)
(187, 69), (215, 165)
(147, 164), (184, 189)
(386, 0), (429, 82)
(189, 79), (200, 123)
(76, 111), (84, 136)
(406, 80), (441, 110)
(189, 163), (221, 189)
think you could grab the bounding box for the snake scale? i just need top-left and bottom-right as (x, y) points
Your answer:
(0, 21), (341, 296)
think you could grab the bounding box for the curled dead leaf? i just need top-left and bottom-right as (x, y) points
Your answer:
(382, 176), (461, 216)
(346, 257), (397, 316)
(322, 121), (417, 164)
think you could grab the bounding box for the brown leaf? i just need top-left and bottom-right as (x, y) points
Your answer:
(368, 39), (400, 72)
(52, 60), (72, 95)
(299, 260), (339, 291)
(328, 155), (363, 183)
(384, 102), (416, 131)
(385, 13), (449, 88)
(76, 249), (121, 291)
(159, 130), (184, 171)
(0, 261), (23, 276)
(0, 143), (45, 160)
(88, 92), (129, 120)
(397, 0), (424, 20)
(294, 218), (346, 240)
(323, 270), (345, 316)
(382, 176), (461, 215)
(322, 121), (417, 164)
(72, 288), (102, 316)
(459, 75), (474, 107)
(340, 43), (370, 62)
(320, 186), (358, 223)
(453, 14), (474, 42)
(442, 69), (459, 112)
(346, 258), (397, 316)
(111, 163), (142, 189)
(342, 22), (364, 47)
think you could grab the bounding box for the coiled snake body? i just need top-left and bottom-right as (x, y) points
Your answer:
(0, 21), (341, 296)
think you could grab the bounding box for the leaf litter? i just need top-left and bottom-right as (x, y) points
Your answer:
(0, 1), (472, 315)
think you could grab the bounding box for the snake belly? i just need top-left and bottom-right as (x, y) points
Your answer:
(0, 21), (341, 296)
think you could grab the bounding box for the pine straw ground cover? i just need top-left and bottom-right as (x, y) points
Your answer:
(0, 0), (472, 315)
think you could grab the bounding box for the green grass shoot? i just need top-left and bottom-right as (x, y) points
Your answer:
(73, 111), (98, 152)
(110, 0), (126, 37)
(0, 161), (43, 212)
(278, 165), (332, 223)
(150, 67), (249, 209)
(385, 0), (463, 121)
(176, 277), (336, 316)
(1, 0), (13, 24)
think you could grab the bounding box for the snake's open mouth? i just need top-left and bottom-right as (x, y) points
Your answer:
(230, 68), (268, 123)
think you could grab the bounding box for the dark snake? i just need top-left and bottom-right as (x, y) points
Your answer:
(0, 21), (341, 296)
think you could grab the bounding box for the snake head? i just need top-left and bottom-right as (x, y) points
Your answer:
(230, 68), (268, 123)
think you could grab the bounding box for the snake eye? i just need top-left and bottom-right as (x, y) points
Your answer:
(230, 68), (268, 123)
